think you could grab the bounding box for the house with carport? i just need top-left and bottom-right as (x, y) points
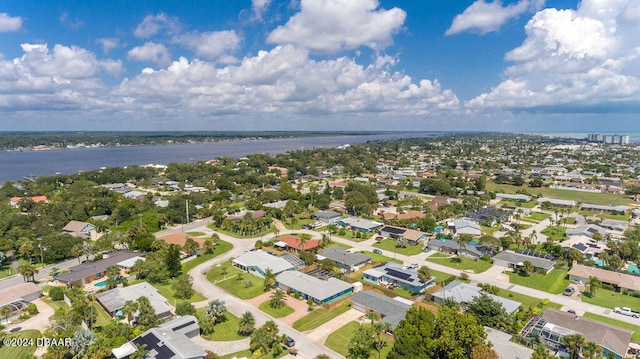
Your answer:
(492, 250), (555, 274)
(275, 271), (353, 306)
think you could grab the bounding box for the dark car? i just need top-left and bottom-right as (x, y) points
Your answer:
(373, 249), (382, 255)
(9, 327), (21, 333)
(563, 286), (575, 296)
(567, 309), (576, 314)
(285, 336), (295, 347)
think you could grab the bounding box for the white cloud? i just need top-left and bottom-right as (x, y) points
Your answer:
(446, 0), (545, 35)
(134, 13), (180, 38)
(252, 0), (272, 20)
(172, 30), (241, 61)
(59, 12), (84, 30)
(97, 38), (121, 54)
(0, 12), (23, 32)
(127, 42), (171, 66)
(114, 45), (458, 120)
(468, 0), (640, 111)
(267, 0), (406, 53)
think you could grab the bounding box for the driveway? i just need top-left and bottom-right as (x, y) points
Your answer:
(4, 298), (53, 333)
(304, 309), (363, 343)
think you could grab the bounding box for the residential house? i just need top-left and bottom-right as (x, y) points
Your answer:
(96, 282), (172, 319)
(263, 200), (289, 210)
(62, 220), (96, 239)
(465, 207), (509, 226)
(9, 195), (48, 208)
(559, 235), (608, 259)
(568, 264), (640, 292)
(426, 239), (490, 258)
(275, 235), (320, 253)
(521, 308), (631, 359)
(537, 197), (577, 208)
(350, 290), (412, 329)
(581, 203), (628, 214)
(232, 250), (295, 278)
(363, 262), (435, 294)
(0, 282), (41, 322)
(451, 218), (482, 236)
(492, 250), (555, 274)
(496, 193), (532, 202)
(317, 247), (371, 272)
(338, 217), (383, 233)
(599, 219), (628, 232)
(56, 251), (143, 286)
(382, 210), (425, 221)
(156, 233), (205, 252)
(275, 271), (353, 306)
(112, 315), (205, 359)
(428, 196), (449, 211)
(432, 281), (521, 313)
(565, 224), (607, 239)
(378, 226), (428, 245)
(312, 210), (342, 224)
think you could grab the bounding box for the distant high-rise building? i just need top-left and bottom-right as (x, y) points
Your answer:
(587, 133), (629, 144)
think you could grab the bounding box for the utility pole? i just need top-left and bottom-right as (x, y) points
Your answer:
(186, 199), (189, 224)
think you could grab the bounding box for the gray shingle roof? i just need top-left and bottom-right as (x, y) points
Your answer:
(320, 247), (371, 267)
(492, 250), (555, 271)
(432, 281), (521, 313)
(350, 290), (411, 328)
(96, 282), (171, 316)
(56, 251), (142, 284)
(275, 271), (352, 302)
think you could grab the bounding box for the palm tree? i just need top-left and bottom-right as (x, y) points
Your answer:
(270, 289), (286, 309)
(121, 300), (139, 325)
(581, 341), (602, 359)
(17, 263), (38, 282)
(417, 265), (432, 283)
(588, 276), (600, 297)
(130, 343), (148, 359)
(71, 244), (84, 264)
(263, 268), (275, 291)
(561, 333), (585, 359)
(238, 310), (256, 335)
(203, 239), (216, 254)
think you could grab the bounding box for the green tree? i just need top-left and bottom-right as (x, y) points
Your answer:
(71, 244), (84, 264)
(137, 296), (159, 329)
(269, 288), (286, 309)
(417, 265), (432, 283)
(238, 311), (256, 335)
(199, 315), (215, 335)
(581, 341), (603, 359)
(205, 299), (227, 324)
(183, 237), (200, 256)
(130, 343), (148, 359)
(588, 276), (600, 297)
(470, 344), (499, 359)
(263, 268), (275, 291)
(17, 263), (38, 282)
(165, 244), (182, 277)
(561, 333), (586, 359)
(175, 301), (196, 316)
(466, 294), (508, 329)
(372, 321), (392, 359)
(531, 344), (555, 359)
(348, 325), (375, 359)
(172, 274), (195, 299)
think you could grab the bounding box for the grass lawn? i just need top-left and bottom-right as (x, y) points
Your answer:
(486, 182), (635, 206)
(282, 216), (316, 230)
(182, 239), (233, 273)
(293, 301), (351, 331)
(152, 279), (207, 304)
(494, 288), (561, 310)
(583, 312), (640, 343)
(582, 287), (640, 310)
(336, 230), (375, 242)
(41, 297), (69, 313)
(259, 301), (295, 318)
(196, 308), (246, 341)
(506, 269), (569, 294)
(221, 349), (288, 359)
(500, 200), (537, 208)
(361, 250), (403, 265)
(373, 239), (424, 256)
(0, 329), (40, 358)
(326, 241), (353, 249)
(541, 226), (567, 241)
(0, 263), (15, 279)
(91, 301), (113, 327)
(527, 211), (551, 222)
(429, 268), (459, 284)
(325, 321), (393, 358)
(578, 210), (630, 221)
(481, 225), (498, 235)
(209, 225), (275, 239)
(186, 231), (205, 236)
(209, 263), (266, 299)
(425, 256), (493, 273)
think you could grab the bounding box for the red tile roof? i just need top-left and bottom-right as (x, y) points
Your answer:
(278, 235), (320, 251)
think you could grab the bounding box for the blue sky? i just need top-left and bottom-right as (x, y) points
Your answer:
(0, 0), (638, 132)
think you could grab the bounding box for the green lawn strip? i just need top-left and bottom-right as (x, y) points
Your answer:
(486, 182), (635, 206)
(541, 226), (567, 241)
(196, 308), (246, 341)
(325, 321), (393, 358)
(528, 212), (551, 221)
(578, 210), (630, 221)
(361, 250), (403, 265)
(152, 280), (207, 304)
(581, 287), (640, 310)
(336, 230), (375, 242)
(221, 349), (288, 359)
(209, 264), (266, 299)
(91, 301), (113, 327)
(373, 239), (424, 256)
(258, 301), (294, 318)
(293, 301), (351, 331)
(182, 240), (233, 273)
(582, 312), (640, 343)
(494, 288), (561, 310)
(481, 225), (498, 235)
(0, 263), (16, 279)
(429, 268), (459, 284)
(209, 225), (275, 239)
(519, 218), (539, 224)
(506, 269), (569, 294)
(326, 241), (353, 249)
(282, 217), (316, 230)
(0, 329), (40, 358)
(41, 297), (69, 313)
(425, 256), (493, 274)
(186, 231), (205, 236)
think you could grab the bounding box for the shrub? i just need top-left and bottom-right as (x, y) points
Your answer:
(49, 286), (65, 301)
(480, 255), (492, 262)
(19, 313), (30, 320)
(451, 257), (462, 263)
(27, 304), (37, 315)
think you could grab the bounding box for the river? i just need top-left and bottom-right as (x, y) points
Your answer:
(0, 133), (430, 183)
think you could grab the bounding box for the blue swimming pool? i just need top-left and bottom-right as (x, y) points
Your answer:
(94, 280), (107, 287)
(628, 265), (640, 274)
(434, 227), (444, 233)
(593, 259), (605, 267)
(469, 241), (479, 245)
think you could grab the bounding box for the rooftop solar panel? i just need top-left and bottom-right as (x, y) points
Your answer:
(171, 320), (196, 332)
(385, 268), (411, 281)
(381, 226), (406, 235)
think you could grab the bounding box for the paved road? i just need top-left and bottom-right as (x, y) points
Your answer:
(0, 256), (84, 290)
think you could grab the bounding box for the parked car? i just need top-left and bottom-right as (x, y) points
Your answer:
(567, 309), (576, 315)
(410, 263), (419, 269)
(563, 286), (575, 296)
(285, 336), (296, 347)
(614, 307), (640, 318)
(9, 327), (21, 333)
(373, 249), (383, 255)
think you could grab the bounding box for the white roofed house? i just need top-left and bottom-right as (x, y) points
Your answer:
(537, 197), (577, 208)
(232, 250), (295, 278)
(580, 203), (628, 214)
(452, 218), (482, 237)
(338, 217), (383, 233)
(63, 220), (97, 239)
